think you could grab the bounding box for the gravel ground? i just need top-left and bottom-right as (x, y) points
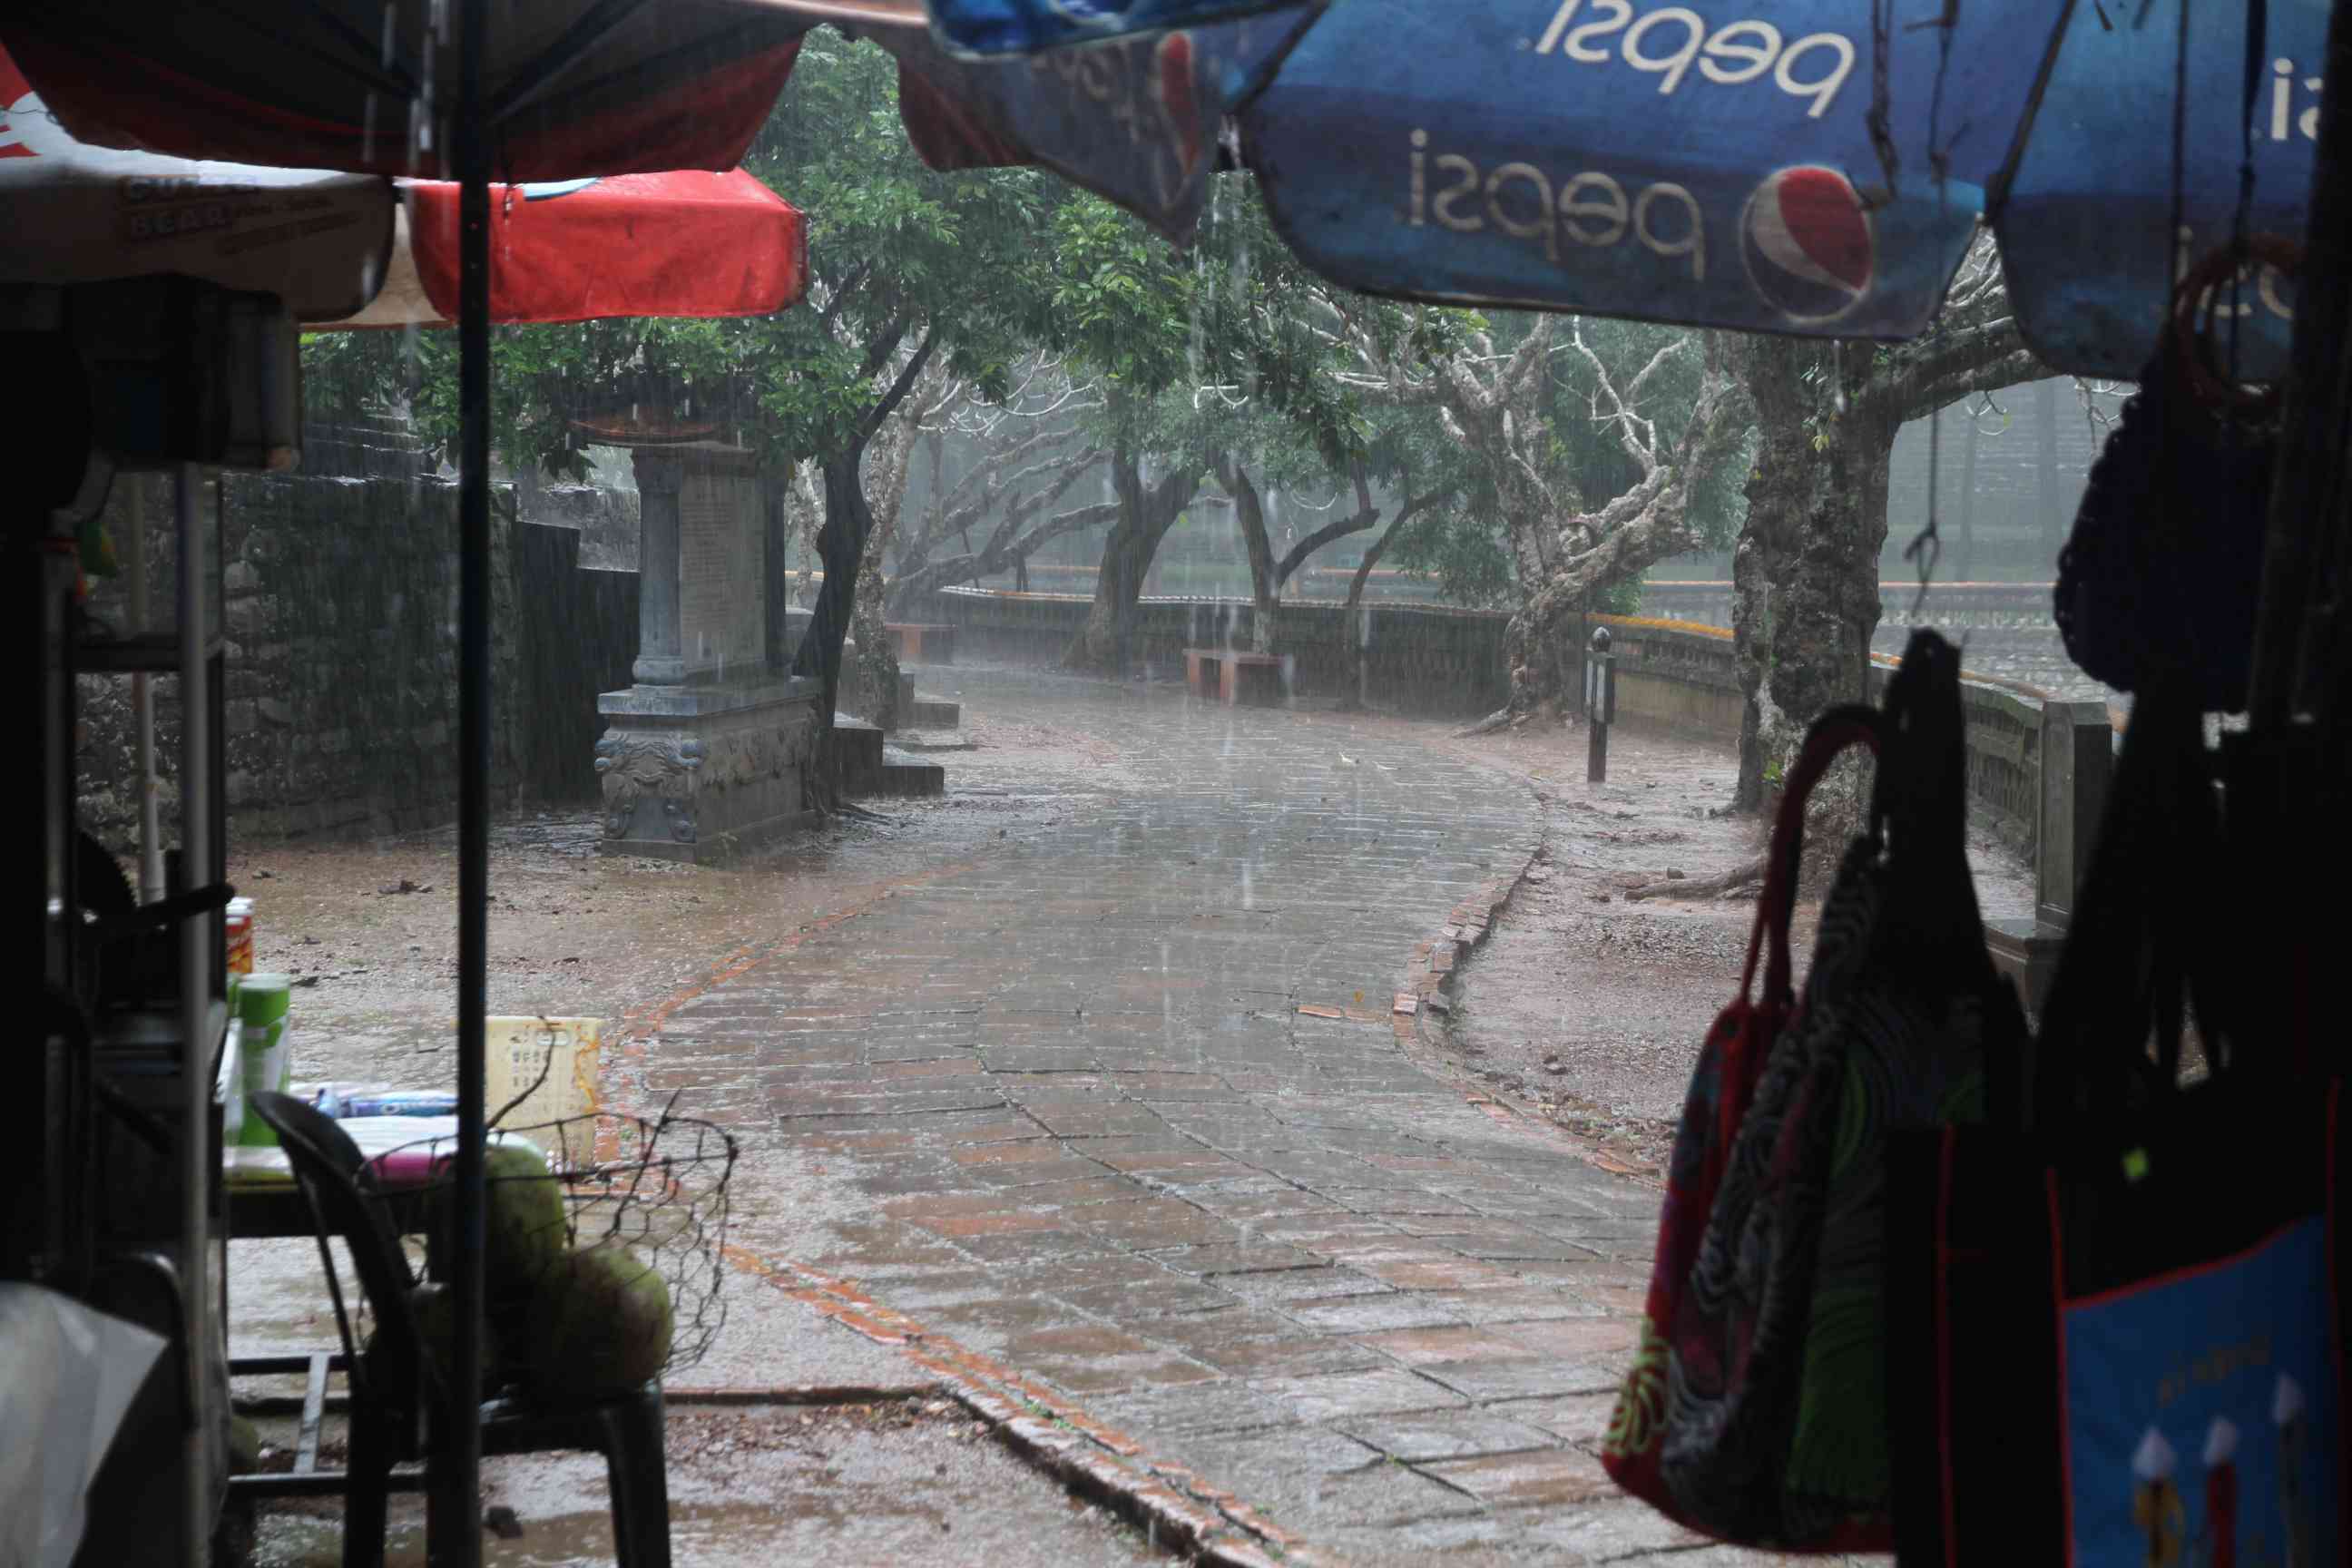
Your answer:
(238, 1400), (1165, 1567)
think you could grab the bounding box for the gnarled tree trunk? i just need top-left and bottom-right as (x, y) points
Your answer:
(1729, 335), (1896, 810)
(1216, 455), (1280, 653)
(1063, 447), (1200, 674)
(1728, 241), (2043, 812)
(792, 331), (936, 805)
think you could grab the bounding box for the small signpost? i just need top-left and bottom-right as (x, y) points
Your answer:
(1586, 626), (1616, 784)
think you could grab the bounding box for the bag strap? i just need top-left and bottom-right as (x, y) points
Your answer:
(2034, 691), (2237, 1128)
(1870, 632), (1970, 872)
(1741, 703), (1883, 1005)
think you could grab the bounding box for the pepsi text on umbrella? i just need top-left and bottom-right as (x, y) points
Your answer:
(1407, 130), (1705, 279)
(2268, 57), (2323, 142)
(1531, 0), (1857, 120)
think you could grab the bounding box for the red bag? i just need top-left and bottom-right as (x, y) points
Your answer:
(1600, 707), (1878, 1517)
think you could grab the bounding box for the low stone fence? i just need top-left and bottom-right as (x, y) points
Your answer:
(921, 586), (1512, 715)
(1567, 613), (2107, 884)
(915, 587), (2111, 925)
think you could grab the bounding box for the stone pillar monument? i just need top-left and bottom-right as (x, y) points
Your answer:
(632, 452), (687, 686)
(594, 444), (823, 862)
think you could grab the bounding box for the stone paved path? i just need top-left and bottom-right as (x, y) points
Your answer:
(642, 671), (1759, 1565)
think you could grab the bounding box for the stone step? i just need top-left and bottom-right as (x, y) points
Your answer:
(871, 749), (946, 799)
(906, 694), (960, 729)
(892, 730), (975, 753)
(830, 715), (885, 796)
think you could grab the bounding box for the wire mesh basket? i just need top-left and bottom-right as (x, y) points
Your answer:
(371, 1101), (736, 1395)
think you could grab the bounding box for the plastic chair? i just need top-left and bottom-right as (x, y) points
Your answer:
(248, 1091), (671, 1568)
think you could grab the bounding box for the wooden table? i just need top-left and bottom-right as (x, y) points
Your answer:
(1182, 648), (1285, 706)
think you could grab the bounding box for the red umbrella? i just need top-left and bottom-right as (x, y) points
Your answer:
(1, 0), (1305, 242)
(3, 39), (808, 328)
(0, 0), (816, 181)
(335, 171), (807, 328)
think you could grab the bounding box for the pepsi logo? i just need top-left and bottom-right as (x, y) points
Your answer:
(1153, 32), (1202, 188)
(1740, 165), (1872, 324)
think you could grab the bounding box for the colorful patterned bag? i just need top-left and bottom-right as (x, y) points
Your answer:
(1600, 696), (1879, 1523)
(1608, 632), (2029, 1551)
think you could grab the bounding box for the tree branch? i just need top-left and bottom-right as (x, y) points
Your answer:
(892, 499), (1121, 603)
(862, 329), (938, 443)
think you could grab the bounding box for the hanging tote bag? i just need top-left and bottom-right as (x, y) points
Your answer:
(1887, 694), (2348, 1568)
(1651, 631), (2028, 1552)
(1602, 701), (1881, 1514)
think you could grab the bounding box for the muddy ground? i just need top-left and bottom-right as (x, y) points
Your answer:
(1430, 717), (2037, 1173)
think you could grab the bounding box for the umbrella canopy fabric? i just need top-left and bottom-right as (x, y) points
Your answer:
(0, 45), (393, 319)
(1236, 0), (2073, 345)
(1230, 0), (2319, 375)
(877, 0), (1313, 240)
(1996, 0), (2326, 380)
(2, 0), (811, 181)
(1, 0), (1308, 244)
(918, 0), (1317, 57)
(334, 171), (808, 328)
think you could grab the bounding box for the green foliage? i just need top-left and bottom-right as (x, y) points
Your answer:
(303, 34), (1059, 477)
(295, 37), (1730, 620)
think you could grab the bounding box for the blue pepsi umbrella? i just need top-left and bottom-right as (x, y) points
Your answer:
(923, 0), (1319, 57)
(1998, 0), (2326, 379)
(1232, 0), (2325, 375)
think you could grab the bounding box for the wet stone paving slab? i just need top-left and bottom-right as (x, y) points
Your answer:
(640, 670), (1778, 1565)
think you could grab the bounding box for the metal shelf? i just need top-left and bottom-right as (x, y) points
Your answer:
(93, 998), (230, 1064)
(76, 635), (224, 675)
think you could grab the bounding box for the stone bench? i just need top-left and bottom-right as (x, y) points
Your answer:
(1183, 648), (1286, 707)
(886, 622), (956, 664)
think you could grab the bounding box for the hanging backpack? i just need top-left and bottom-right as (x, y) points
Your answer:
(1887, 691), (2347, 1567)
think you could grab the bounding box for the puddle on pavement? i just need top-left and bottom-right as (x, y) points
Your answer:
(239, 1403), (1172, 1567)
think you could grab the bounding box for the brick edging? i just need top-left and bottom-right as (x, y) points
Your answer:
(1387, 827), (1666, 1191)
(721, 1247), (1337, 1568)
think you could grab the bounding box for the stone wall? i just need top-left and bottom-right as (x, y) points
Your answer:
(76, 426), (639, 849)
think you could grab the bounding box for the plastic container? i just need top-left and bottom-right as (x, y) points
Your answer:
(336, 1091), (461, 1119)
(224, 897), (255, 975)
(235, 975), (294, 1148)
(214, 1020), (246, 1144)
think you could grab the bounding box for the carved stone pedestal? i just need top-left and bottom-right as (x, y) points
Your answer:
(594, 677), (822, 863)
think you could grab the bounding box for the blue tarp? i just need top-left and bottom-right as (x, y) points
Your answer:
(926, 0), (1318, 57)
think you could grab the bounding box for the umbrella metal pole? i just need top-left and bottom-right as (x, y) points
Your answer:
(128, 478), (163, 899)
(443, 0), (490, 1561)
(175, 462), (216, 1563)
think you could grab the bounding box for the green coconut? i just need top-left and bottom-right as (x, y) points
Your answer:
(407, 1280), (456, 1371)
(394, 1279), (534, 1392)
(523, 1244), (673, 1402)
(483, 1143), (570, 1298)
(427, 1142), (569, 1300)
